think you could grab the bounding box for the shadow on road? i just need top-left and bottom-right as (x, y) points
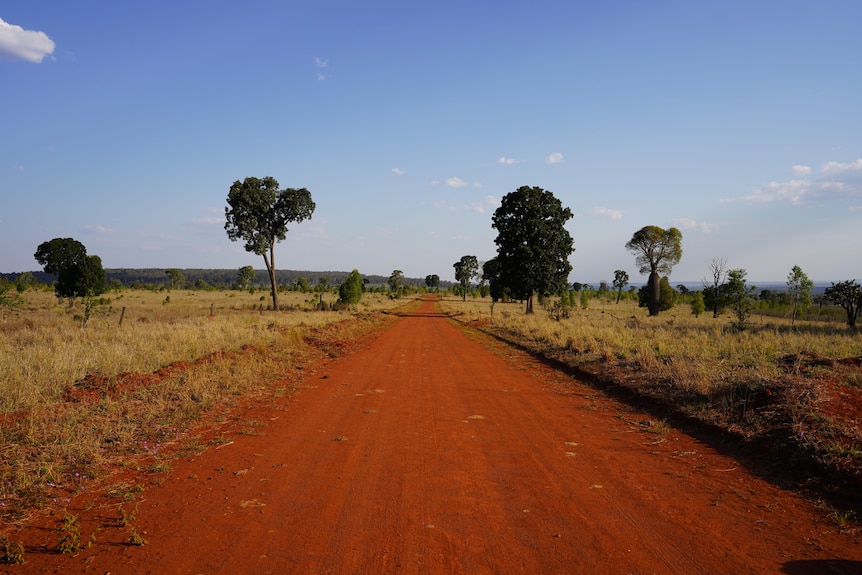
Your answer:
(782, 560), (862, 574)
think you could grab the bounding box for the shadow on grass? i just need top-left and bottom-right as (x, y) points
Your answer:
(460, 318), (862, 521)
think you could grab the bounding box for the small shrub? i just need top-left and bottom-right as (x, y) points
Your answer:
(0, 535), (25, 564)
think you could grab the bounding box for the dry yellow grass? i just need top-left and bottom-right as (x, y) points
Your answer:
(441, 294), (862, 399)
(0, 287), (402, 523)
(0, 288), (400, 412)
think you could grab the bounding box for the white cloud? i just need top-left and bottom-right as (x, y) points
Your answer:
(726, 158), (862, 205)
(546, 152), (564, 164)
(674, 217), (716, 233)
(314, 57), (329, 80)
(849, 206), (862, 212)
(0, 18), (55, 63)
(725, 179), (812, 205)
(465, 195), (499, 214)
(822, 158), (862, 175)
(192, 217), (223, 225)
(83, 224), (115, 234)
(391, 167), (405, 176)
(446, 177), (468, 188)
(589, 207), (622, 220)
(497, 157), (518, 165)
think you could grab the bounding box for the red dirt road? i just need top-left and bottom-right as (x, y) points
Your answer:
(9, 298), (862, 574)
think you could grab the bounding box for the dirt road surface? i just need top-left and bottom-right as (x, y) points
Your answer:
(8, 298), (862, 574)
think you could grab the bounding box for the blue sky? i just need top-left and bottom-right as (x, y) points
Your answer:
(2, 1), (861, 284)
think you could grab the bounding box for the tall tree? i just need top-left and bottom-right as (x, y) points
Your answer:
(786, 265), (814, 325)
(612, 269), (629, 304)
(225, 176), (315, 311)
(453, 255), (479, 301)
(824, 280), (862, 328)
(491, 186), (574, 314)
(425, 274), (440, 290)
(625, 226), (683, 316)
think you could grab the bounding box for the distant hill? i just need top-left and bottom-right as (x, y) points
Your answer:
(1, 269), (451, 290)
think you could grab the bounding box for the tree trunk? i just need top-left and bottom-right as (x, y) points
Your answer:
(263, 247), (279, 311)
(647, 271), (660, 316)
(525, 293), (534, 314)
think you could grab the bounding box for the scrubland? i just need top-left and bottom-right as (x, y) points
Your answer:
(0, 288), (400, 524)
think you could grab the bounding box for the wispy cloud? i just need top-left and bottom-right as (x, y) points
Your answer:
(497, 157), (519, 165)
(314, 56), (329, 80)
(822, 158), (862, 175)
(724, 158), (862, 205)
(83, 224), (115, 234)
(192, 217), (223, 225)
(465, 195), (499, 214)
(726, 179), (812, 205)
(0, 18), (55, 63)
(546, 152), (564, 165)
(430, 177), (481, 189)
(391, 167), (405, 176)
(674, 217), (716, 233)
(589, 207), (622, 220)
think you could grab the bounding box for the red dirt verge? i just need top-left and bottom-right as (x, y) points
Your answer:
(3, 298), (861, 574)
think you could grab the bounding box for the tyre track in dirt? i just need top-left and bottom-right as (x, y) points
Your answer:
(8, 298), (862, 574)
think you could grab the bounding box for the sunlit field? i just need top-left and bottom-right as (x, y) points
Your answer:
(0, 287), (402, 521)
(0, 288), (400, 412)
(440, 294), (861, 400)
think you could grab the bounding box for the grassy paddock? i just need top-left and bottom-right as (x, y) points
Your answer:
(0, 289), (400, 412)
(0, 288), (402, 524)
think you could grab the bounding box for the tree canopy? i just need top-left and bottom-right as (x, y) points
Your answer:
(613, 269), (629, 304)
(491, 186), (574, 314)
(34, 237), (105, 302)
(453, 255), (479, 301)
(482, 258), (505, 303)
(34, 237), (88, 299)
(625, 226), (682, 316)
(388, 270), (404, 295)
(786, 265), (813, 325)
(225, 176), (315, 311)
(824, 280), (862, 328)
(338, 269), (363, 307)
